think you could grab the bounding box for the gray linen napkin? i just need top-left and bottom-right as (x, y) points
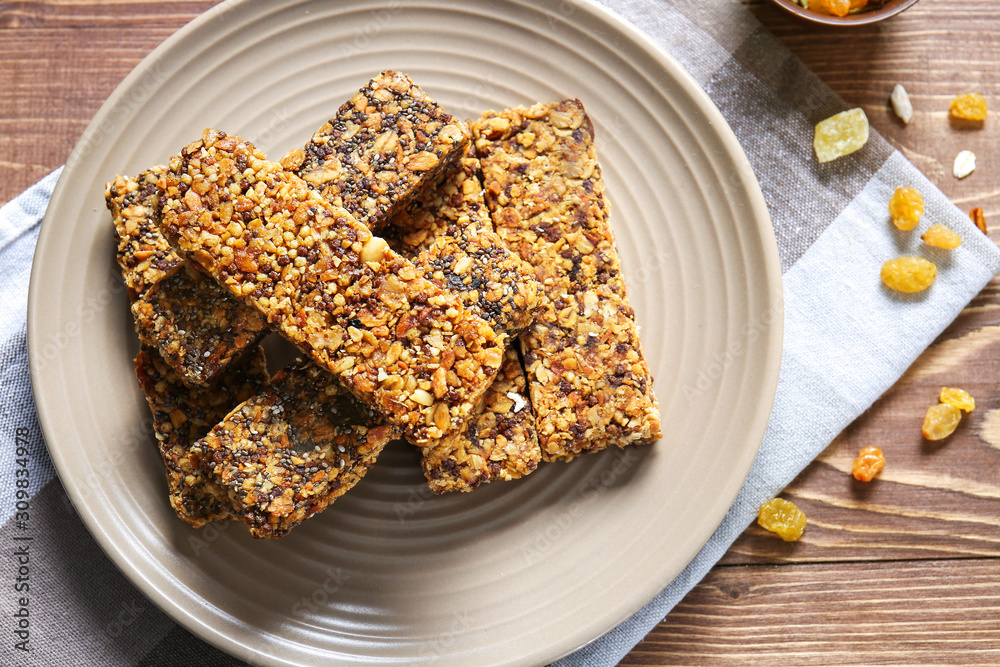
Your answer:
(2, 1), (998, 665)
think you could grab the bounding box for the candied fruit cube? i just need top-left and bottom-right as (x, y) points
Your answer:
(921, 224), (962, 250)
(851, 446), (885, 482)
(814, 108), (869, 163)
(922, 403), (961, 441)
(758, 498), (807, 542)
(949, 93), (988, 122)
(940, 387), (975, 412)
(880, 257), (936, 293)
(888, 186), (923, 231)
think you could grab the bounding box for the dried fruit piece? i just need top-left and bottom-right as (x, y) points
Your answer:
(851, 446), (885, 482)
(880, 257), (937, 293)
(970, 207), (987, 234)
(758, 498), (807, 542)
(819, 0), (850, 15)
(940, 387), (975, 412)
(953, 150), (977, 179)
(921, 224), (962, 250)
(814, 108), (869, 163)
(922, 403), (961, 441)
(890, 84), (913, 125)
(888, 186), (924, 231)
(949, 93), (988, 122)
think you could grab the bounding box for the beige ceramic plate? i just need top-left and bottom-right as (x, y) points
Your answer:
(28, 0), (782, 664)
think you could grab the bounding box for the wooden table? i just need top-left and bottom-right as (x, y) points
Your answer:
(3, 1), (997, 664)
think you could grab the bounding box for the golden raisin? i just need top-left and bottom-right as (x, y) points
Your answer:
(758, 498), (807, 542)
(851, 446), (885, 482)
(921, 224), (962, 250)
(940, 387), (975, 412)
(814, 108), (869, 163)
(888, 186), (924, 231)
(880, 257), (937, 293)
(970, 207), (987, 234)
(922, 403), (961, 441)
(949, 93), (988, 122)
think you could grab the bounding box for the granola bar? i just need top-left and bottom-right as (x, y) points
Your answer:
(387, 151), (542, 492)
(385, 143), (492, 255)
(473, 100), (661, 461)
(134, 344), (270, 528)
(160, 129), (505, 446)
(196, 360), (400, 539)
(131, 263), (269, 387)
(387, 144), (542, 335)
(105, 168), (184, 297)
(421, 348), (539, 493)
(280, 71), (469, 232)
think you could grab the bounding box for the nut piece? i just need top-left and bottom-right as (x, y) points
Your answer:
(922, 402), (961, 441)
(940, 387), (975, 412)
(880, 257), (937, 293)
(921, 224), (962, 250)
(814, 108), (869, 164)
(953, 150), (977, 179)
(890, 84), (913, 125)
(970, 207), (987, 234)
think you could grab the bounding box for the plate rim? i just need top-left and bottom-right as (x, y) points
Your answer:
(28, 0), (784, 664)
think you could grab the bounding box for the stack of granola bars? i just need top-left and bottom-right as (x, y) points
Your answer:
(105, 71), (662, 539)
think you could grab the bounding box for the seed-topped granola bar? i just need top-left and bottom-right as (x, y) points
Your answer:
(473, 100), (661, 461)
(196, 360), (399, 539)
(386, 143), (492, 255)
(131, 264), (269, 387)
(105, 168), (185, 297)
(134, 344), (270, 528)
(106, 169), (271, 387)
(160, 128), (506, 446)
(421, 348), (539, 493)
(389, 149), (543, 492)
(280, 71), (469, 232)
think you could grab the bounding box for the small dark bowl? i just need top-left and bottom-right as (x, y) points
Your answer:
(765, 0), (920, 26)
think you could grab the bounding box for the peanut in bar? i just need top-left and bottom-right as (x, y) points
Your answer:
(473, 100), (661, 461)
(281, 70), (469, 232)
(196, 360), (399, 539)
(134, 344), (270, 528)
(160, 129), (505, 446)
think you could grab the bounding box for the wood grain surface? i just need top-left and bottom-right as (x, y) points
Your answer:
(2, 1), (998, 665)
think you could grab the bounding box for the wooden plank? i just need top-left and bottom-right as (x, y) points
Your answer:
(0, 1), (213, 204)
(622, 559), (1000, 665)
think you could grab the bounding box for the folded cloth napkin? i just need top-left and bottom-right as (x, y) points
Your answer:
(2, 1), (998, 666)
